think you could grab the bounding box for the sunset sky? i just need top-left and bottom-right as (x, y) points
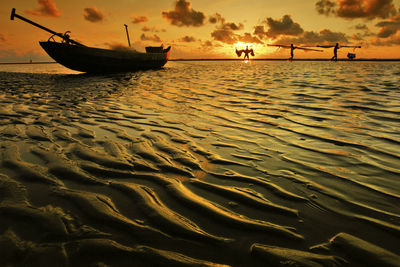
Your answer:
(1, 0), (400, 61)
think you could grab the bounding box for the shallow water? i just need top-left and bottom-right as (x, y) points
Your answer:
(0, 61), (399, 266)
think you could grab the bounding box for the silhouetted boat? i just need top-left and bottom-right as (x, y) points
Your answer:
(39, 41), (170, 73)
(11, 8), (170, 73)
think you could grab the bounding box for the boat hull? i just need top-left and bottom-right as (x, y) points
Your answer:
(39, 41), (170, 73)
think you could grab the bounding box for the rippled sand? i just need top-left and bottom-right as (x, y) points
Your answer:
(0, 61), (400, 266)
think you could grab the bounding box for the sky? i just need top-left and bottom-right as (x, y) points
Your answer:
(1, 0), (400, 62)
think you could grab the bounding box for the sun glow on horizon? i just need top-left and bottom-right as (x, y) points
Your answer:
(2, 1), (400, 61)
(233, 41), (276, 58)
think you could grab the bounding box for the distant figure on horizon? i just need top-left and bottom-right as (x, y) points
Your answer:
(236, 46), (254, 60)
(331, 43), (339, 62)
(289, 44), (296, 61)
(317, 43), (361, 61)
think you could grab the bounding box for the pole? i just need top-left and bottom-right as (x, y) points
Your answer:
(10, 8), (85, 46)
(124, 24), (131, 47)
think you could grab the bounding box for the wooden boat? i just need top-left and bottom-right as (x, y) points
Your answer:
(39, 41), (170, 73)
(11, 8), (170, 73)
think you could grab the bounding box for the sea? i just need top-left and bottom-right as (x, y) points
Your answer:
(0, 61), (399, 266)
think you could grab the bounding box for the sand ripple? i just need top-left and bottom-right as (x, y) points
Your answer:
(1, 61), (400, 266)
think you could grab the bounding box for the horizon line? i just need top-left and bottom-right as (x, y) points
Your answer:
(170, 58), (400, 62)
(1, 58), (400, 65)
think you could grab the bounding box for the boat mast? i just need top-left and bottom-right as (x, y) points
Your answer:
(124, 24), (131, 47)
(10, 8), (85, 46)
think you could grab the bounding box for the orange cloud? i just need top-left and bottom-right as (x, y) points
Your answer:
(375, 14), (400, 37)
(350, 24), (374, 40)
(211, 29), (262, 44)
(26, 0), (62, 17)
(255, 15), (304, 39)
(179, 36), (196, 42)
(316, 0), (338, 16)
(132, 15), (148, 24)
(203, 40), (213, 46)
(316, 0), (398, 20)
(238, 33), (263, 44)
(140, 34), (162, 42)
(209, 13), (224, 24)
(273, 29), (349, 45)
(141, 26), (166, 32)
(211, 28), (237, 44)
(162, 0), (205, 27)
(200, 40), (223, 49)
(371, 31), (400, 45)
(83, 6), (104, 23)
(209, 13), (252, 44)
(209, 13), (244, 30)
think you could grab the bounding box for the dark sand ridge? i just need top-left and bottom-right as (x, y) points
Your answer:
(1, 62), (400, 266)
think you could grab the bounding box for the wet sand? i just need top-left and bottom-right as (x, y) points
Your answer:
(0, 61), (400, 266)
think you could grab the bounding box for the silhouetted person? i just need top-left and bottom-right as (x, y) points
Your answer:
(236, 46), (254, 60)
(243, 46), (251, 60)
(289, 44), (296, 61)
(331, 43), (339, 61)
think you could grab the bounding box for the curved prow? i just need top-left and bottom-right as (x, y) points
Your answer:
(10, 8), (85, 46)
(163, 46), (171, 53)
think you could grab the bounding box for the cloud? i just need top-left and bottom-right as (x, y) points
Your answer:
(209, 13), (244, 30)
(316, 0), (398, 20)
(352, 32), (365, 40)
(273, 29), (349, 45)
(377, 23), (400, 37)
(209, 13), (224, 24)
(375, 14), (400, 37)
(26, 0), (62, 17)
(237, 33), (263, 44)
(254, 15), (304, 40)
(83, 6), (104, 22)
(132, 15), (148, 24)
(211, 29), (263, 44)
(200, 40), (223, 48)
(224, 22), (244, 31)
(141, 26), (166, 32)
(162, 0), (205, 27)
(211, 29), (237, 44)
(316, 0), (337, 16)
(263, 15), (304, 39)
(350, 23), (374, 40)
(254, 26), (267, 39)
(202, 40), (214, 47)
(355, 23), (369, 30)
(140, 33), (162, 42)
(141, 26), (152, 32)
(179, 36), (196, 42)
(209, 13), (252, 44)
(371, 31), (400, 45)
